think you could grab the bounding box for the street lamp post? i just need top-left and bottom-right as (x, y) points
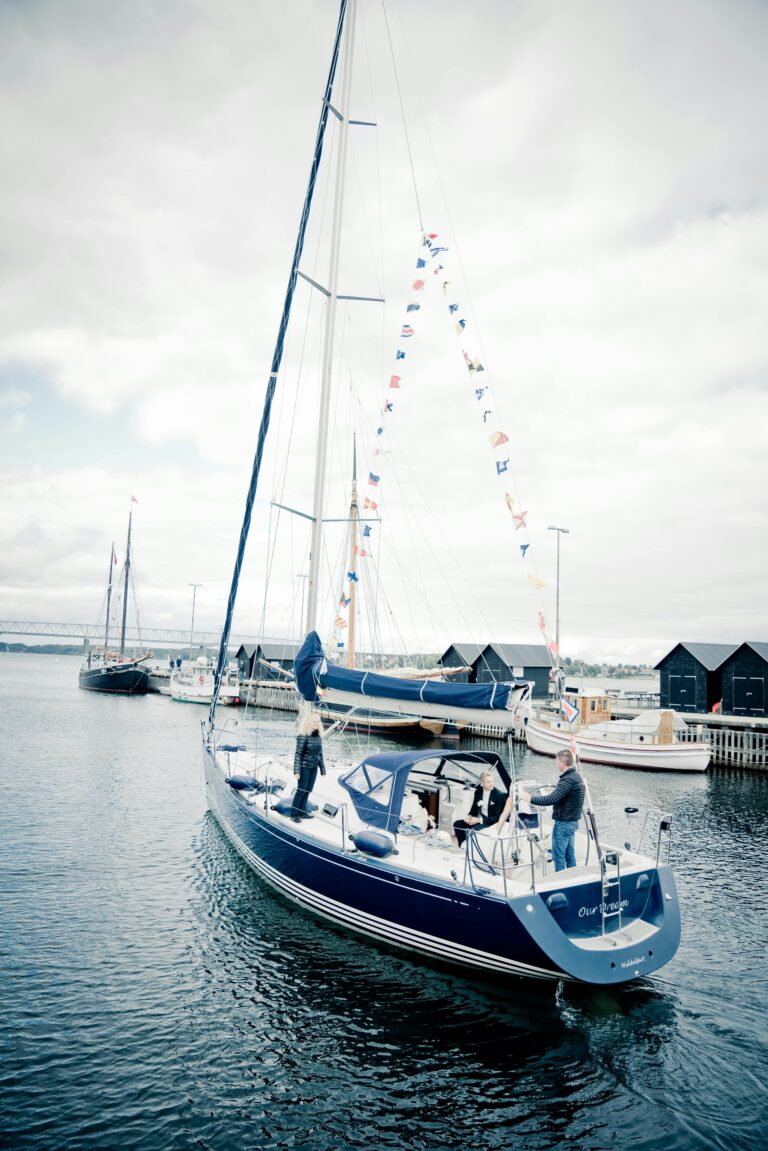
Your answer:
(547, 526), (569, 657)
(188, 583), (203, 658)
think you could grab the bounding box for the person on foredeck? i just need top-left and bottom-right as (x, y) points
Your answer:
(506, 750), (585, 871)
(453, 771), (507, 847)
(291, 710), (326, 823)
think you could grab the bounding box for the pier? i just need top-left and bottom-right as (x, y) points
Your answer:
(676, 714), (768, 769)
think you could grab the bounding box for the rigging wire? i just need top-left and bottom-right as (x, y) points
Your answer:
(389, 5), (599, 838)
(390, 1), (560, 677)
(209, 0), (350, 724)
(257, 115), (339, 644)
(380, 0), (423, 234)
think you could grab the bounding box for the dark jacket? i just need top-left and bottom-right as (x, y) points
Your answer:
(469, 786), (507, 825)
(530, 768), (584, 822)
(294, 733), (326, 776)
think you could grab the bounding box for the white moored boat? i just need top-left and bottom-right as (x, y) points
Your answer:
(526, 697), (711, 772)
(171, 656), (240, 706)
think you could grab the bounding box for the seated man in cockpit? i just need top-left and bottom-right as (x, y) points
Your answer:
(452, 771), (508, 846)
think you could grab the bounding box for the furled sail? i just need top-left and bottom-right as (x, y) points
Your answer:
(295, 631), (525, 711)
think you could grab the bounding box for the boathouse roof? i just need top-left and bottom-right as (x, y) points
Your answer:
(654, 642), (739, 672)
(438, 643), (484, 665)
(485, 642), (551, 667)
(722, 641), (768, 663)
(259, 642), (300, 660)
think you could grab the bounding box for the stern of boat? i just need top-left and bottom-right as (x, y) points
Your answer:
(508, 856), (681, 984)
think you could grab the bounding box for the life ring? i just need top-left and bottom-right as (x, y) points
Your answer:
(198, 674), (205, 684)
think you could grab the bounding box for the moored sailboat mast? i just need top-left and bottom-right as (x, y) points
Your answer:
(104, 542), (115, 651)
(120, 509), (133, 657)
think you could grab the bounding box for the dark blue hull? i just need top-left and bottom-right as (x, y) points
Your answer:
(204, 748), (681, 985)
(79, 663), (149, 695)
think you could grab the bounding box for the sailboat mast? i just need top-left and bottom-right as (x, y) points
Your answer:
(346, 436), (359, 669)
(104, 542), (115, 651)
(207, 0), (350, 726)
(305, 0), (357, 635)
(120, 508), (132, 657)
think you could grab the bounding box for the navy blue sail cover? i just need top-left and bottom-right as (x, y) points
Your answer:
(294, 631), (525, 710)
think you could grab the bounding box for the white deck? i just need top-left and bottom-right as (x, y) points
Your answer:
(215, 746), (655, 903)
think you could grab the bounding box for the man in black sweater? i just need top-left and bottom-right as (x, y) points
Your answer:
(453, 771), (508, 847)
(522, 750), (585, 871)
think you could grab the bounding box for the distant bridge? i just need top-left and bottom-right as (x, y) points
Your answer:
(0, 620), (288, 649)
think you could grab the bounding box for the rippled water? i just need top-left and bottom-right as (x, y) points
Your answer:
(1, 655), (766, 1150)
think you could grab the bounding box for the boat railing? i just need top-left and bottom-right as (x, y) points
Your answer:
(339, 802), (350, 852)
(256, 761), (352, 853)
(464, 826), (543, 897)
(673, 724), (709, 744)
(655, 814), (673, 867)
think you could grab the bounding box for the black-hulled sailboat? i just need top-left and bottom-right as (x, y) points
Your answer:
(79, 503), (149, 695)
(201, 0), (682, 986)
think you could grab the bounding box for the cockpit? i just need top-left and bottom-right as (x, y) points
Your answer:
(338, 749), (512, 838)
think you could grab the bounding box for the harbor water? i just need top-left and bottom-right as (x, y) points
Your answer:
(1, 655), (766, 1150)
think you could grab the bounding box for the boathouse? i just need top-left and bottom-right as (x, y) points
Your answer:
(654, 641), (738, 713)
(475, 643), (551, 698)
(437, 643), (484, 683)
(236, 644), (257, 680)
(236, 642), (300, 682)
(720, 642), (768, 717)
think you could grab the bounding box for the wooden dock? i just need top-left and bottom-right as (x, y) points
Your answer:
(677, 715), (768, 769)
(236, 682), (767, 768)
(241, 681), (300, 712)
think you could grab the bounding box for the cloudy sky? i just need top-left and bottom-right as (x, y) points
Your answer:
(1, 0), (766, 664)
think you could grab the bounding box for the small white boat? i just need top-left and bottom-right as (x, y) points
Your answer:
(526, 704), (711, 772)
(171, 656), (240, 706)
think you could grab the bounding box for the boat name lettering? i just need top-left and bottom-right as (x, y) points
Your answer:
(620, 955), (646, 969)
(577, 898), (630, 919)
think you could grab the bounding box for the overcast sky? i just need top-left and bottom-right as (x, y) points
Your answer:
(1, 0), (766, 664)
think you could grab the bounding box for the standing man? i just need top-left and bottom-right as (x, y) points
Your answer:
(521, 750), (585, 871)
(453, 771), (507, 847)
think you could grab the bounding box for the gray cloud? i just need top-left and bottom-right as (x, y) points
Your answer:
(1, 0), (766, 661)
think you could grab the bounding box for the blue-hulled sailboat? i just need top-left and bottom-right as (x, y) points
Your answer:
(202, 0), (682, 985)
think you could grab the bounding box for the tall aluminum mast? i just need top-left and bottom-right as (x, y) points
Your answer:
(305, 0), (358, 634)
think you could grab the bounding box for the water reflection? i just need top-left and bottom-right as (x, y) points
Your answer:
(188, 815), (690, 1150)
(2, 658), (767, 1151)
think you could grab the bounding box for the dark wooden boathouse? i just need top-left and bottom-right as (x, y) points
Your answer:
(654, 641), (738, 713)
(475, 643), (551, 698)
(720, 642), (768, 717)
(236, 644), (257, 680)
(236, 642), (300, 682)
(437, 643), (484, 683)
